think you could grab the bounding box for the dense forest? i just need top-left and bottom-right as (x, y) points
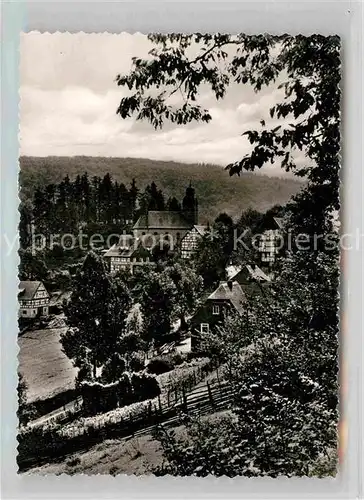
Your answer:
(19, 156), (303, 222)
(19, 173), (167, 243)
(18, 172), (190, 284)
(18, 165), (286, 292)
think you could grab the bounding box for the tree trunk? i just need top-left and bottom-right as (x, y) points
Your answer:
(180, 314), (187, 331)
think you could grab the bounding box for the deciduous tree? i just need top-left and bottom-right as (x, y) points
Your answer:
(61, 251), (132, 378)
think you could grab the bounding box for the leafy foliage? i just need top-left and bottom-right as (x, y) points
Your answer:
(147, 357), (175, 375)
(155, 248), (339, 477)
(136, 267), (177, 347)
(18, 248), (49, 282)
(17, 373), (36, 427)
(135, 262), (203, 347)
(192, 215), (235, 288)
(116, 34), (340, 233)
(101, 353), (127, 384)
(120, 33), (341, 476)
(164, 261), (204, 329)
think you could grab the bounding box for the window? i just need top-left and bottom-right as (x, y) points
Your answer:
(212, 305), (220, 315)
(200, 323), (209, 334)
(22, 310), (27, 316)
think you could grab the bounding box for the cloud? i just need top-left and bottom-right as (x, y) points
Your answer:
(19, 33), (306, 175)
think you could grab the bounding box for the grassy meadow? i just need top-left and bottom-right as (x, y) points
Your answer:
(18, 328), (77, 403)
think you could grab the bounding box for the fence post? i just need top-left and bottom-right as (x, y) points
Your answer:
(182, 385), (188, 412)
(216, 365), (221, 389)
(158, 394), (162, 415)
(207, 381), (214, 407)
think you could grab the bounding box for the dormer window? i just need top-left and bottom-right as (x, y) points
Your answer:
(212, 305), (220, 315)
(200, 323), (209, 334)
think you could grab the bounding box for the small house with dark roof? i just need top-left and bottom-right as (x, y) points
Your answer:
(18, 281), (50, 318)
(190, 280), (246, 350)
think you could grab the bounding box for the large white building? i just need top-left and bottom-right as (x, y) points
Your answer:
(104, 184), (207, 273)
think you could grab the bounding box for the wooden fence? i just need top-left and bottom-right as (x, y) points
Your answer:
(18, 365), (234, 471)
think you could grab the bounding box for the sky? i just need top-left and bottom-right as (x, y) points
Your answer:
(20, 32), (305, 175)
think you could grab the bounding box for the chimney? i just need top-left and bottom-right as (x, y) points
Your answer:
(227, 280), (233, 291)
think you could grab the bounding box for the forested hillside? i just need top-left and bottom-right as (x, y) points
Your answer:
(19, 156), (303, 222)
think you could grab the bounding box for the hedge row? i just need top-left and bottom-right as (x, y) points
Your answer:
(80, 372), (160, 416)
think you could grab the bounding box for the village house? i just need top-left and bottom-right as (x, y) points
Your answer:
(18, 280), (50, 318)
(180, 225), (208, 259)
(257, 216), (285, 267)
(103, 235), (152, 274)
(190, 280), (246, 351)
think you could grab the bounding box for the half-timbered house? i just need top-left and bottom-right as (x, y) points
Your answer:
(18, 281), (50, 318)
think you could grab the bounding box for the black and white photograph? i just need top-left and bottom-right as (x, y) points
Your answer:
(16, 32), (341, 477)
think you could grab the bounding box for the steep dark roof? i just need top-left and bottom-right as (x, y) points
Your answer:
(226, 264), (243, 280)
(227, 264), (271, 283)
(104, 232), (170, 259)
(256, 213), (285, 233)
(207, 281), (246, 313)
(193, 225), (208, 236)
(18, 281), (46, 300)
(133, 215), (148, 229)
(273, 217), (284, 230)
(103, 243), (134, 258)
(104, 235), (154, 258)
(133, 211), (191, 230)
(246, 264), (271, 282)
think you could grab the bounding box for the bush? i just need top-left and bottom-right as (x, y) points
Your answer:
(147, 357), (174, 375)
(75, 364), (92, 387)
(80, 381), (119, 416)
(131, 373), (160, 402)
(66, 456), (81, 467)
(170, 351), (185, 366)
(186, 351), (204, 363)
(80, 371), (160, 416)
(128, 351), (145, 372)
(30, 388), (78, 419)
(102, 353), (126, 383)
(147, 352), (187, 375)
(117, 373), (134, 407)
